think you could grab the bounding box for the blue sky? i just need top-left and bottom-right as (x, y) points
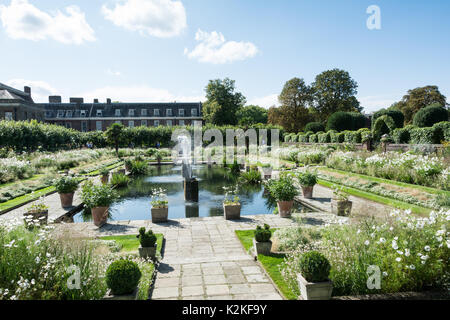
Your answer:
(0, 0), (449, 112)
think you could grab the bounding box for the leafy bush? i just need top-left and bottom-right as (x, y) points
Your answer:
(298, 134), (308, 143)
(304, 122), (325, 133)
(432, 121), (450, 143)
(240, 170), (262, 184)
(255, 224), (272, 243)
(129, 160), (148, 176)
(326, 112), (354, 132)
(106, 259), (142, 295)
(137, 227), (157, 248)
(413, 105), (448, 128)
(53, 176), (79, 194)
(110, 173), (130, 188)
(410, 127), (441, 144)
(372, 108), (405, 129)
(318, 131), (330, 143)
(297, 171), (317, 187)
(392, 127), (412, 144)
(267, 174), (298, 201)
(299, 251), (331, 282)
(372, 115), (397, 141)
(81, 182), (118, 208)
(308, 133), (318, 143)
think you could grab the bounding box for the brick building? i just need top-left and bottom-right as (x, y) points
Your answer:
(0, 83), (45, 121)
(0, 82), (203, 131)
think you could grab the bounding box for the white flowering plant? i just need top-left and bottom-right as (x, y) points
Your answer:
(223, 186), (240, 206)
(150, 188), (168, 208)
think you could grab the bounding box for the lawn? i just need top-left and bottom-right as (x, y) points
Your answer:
(235, 229), (298, 300)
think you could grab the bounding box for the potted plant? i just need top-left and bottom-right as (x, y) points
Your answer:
(267, 174), (298, 218)
(223, 186), (241, 220)
(297, 251), (332, 300)
(23, 197), (48, 227)
(261, 163), (272, 179)
(124, 158), (133, 171)
(331, 188), (352, 216)
(150, 188), (168, 223)
(104, 259), (141, 300)
(100, 168), (110, 184)
(81, 182), (118, 227)
(137, 227), (157, 260)
(297, 171), (317, 199)
(253, 224), (272, 255)
(54, 176), (79, 208)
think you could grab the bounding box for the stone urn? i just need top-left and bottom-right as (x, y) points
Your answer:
(253, 238), (272, 256)
(23, 210), (48, 227)
(151, 207), (168, 223)
(331, 199), (353, 216)
(297, 274), (333, 300)
(91, 207), (109, 227)
(139, 243), (157, 260)
(223, 204), (241, 220)
(101, 174), (109, 185)
(301, 186), (314, 199)
(59, 192), (75, 208)
(277, 200), (294, 218)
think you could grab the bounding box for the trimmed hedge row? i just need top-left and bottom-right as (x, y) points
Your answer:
(392, 122), (450, 144)
(285, 128), (372, 144)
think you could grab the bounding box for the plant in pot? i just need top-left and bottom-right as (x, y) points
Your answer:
(267, 173), (298, 218)
(81, 181), (118, 227)
(261, 163), (272, 179)
(297, 251), (332, 300)
(100, 168), (110, 184)
(105, 259), (141, 300)
(253, 224), (272, 255)
(23, 197), (49, 228)
(223, 186), (241, 220)
(331, 187), (352, 216)
(124, 158), (133, 171)
(150, 188), (168, 223)
(137, 227), (157, 260)
(53, 175), (79, 208)
(296, 171), (317, 199)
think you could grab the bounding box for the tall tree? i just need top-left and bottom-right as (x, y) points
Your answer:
(274, 78), (314, 132)
(312, 69), (361, 121)
(203, 78), (246, 125)
(395, 86), (447, 124)
(104, 123), (125, 155)
(236, 105), (268, 125)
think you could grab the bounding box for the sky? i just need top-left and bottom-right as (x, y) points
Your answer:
(0, 0), (449, 113)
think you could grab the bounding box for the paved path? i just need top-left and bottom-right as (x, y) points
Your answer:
(54, 212), (346, 300)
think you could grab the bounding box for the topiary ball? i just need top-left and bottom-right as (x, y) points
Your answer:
(299, 251), (331, 283)
(255, 224), (272, 242)
(106, 259), (142, 295)
(413, 105), (448, 128)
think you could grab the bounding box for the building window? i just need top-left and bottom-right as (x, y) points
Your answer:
(154, 109), (160, 116)
(166, 109), (172, 117)
(154, 120), (160, 127)
(96, 110), (102, 117)
(115, 109), (121, 117)
(179, 109), (185, 116)
(141, 120), (147, 126)
(4, 112), (13, 121)
(66, 110), (73, 118)
(45, 111), (52, 118)
(57, 110), (64, 118)
(128, 120), (134, 128)
(65, 122), (72, 129)
(141, 109), (147, 116)
(191, 108), (198, 116)
(81, 121), (87, 132)
(167, 120), (172, 126)
(179, 120), (185, 126)
(80, 110), (87, 117)
(96, 121), (102, 131)
(129, 109), (135, 116)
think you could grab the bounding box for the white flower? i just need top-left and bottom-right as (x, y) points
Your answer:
(382, 272), (388, 277)
(396, 257), (402, 262)
(379, 237), (386, 243)
(409, 265), (416, 270)
(405, 249), (410, 257)
(364, 240), (370, 246)
(421, 255), (429, 261)
(391, 240), (398, 250)
(397, 250), (404, 255)
(424, 246), (431, 252)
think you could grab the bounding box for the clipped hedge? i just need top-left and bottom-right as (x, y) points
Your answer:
(410, 127), (441, 144)
(372, 108), (404, 129)
(304, 122), (325, 133)
(413, 105), (448, 128)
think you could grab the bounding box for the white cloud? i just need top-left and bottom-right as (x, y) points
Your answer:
(248, 94), (279, 109)
(102, 0), (186, 38)
(6, 79), (59, 102)
(0, 0), (95, 45)
(106, 69), (122, 77)
(185, 29), (258, 64)
(358, 95), (400, 113)
(79, 85), (204, 103)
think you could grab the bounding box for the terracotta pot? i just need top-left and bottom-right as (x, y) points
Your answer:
(101, 174), (109, 184)
(59, 192), (75, 208)
(23, 210), (48, 227)
(297, 274), (333, 300)
(302, 186), (314, 199)
(151, 207), (168, 223)
(277, 200), (294, 218)
(331, 199), (353, 216)
(91, 207), (109, 227)
(223, 204), (241, 220)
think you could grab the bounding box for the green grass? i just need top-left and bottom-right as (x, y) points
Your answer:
(83, 160), (124, 176)
(0, 186), (56, 213)
(317, 179), (431, 216)
(235, 229), (298, 300)
(0, 174), (44, 189)
(100, 233), (164, 254)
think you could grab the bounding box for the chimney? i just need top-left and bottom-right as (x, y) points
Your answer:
(49, 96), (62, 103)
(107, 98), (111, 104)
(94, 99), (99, 103)
(70, 97), (84, 104)
(24, 86), (31, 95)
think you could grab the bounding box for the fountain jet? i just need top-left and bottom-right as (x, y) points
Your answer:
(178, 136), (199, 202)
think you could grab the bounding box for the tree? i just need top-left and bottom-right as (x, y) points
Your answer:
(312, 69), (361, 121)
(104, 123), (125, 155)
(236, 105), (268, 125)
(275, 78), (314, 132)
(203, 78), (246, 125)
(413, 104), (449, 127)
(396, 86), (447, 124)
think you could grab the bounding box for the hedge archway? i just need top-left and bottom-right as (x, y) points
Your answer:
(373, 115), (397, 141)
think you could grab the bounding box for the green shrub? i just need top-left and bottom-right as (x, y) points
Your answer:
(53, 176), (79, 194)
(372, 108), (404, 129)
(106, 259), (142, 295)
(137, 227), (157, 248)
(309, 133), (318, 143)
(297, 171), (317, 187)
(392, 127), (411, 144)
(81, 182), (118, 208)
(326, 112), (354, 132)
(240, 170), (262, 184)
(432, 121), (450, 143)
(110, 173), (130, 188)
(129, 160), (148, 176)
(372, 115), (397, 141)
(318, 131), (330, 143)
(413, 105), (448, 128)
(304, 122), (325, 133)
(255, 224), (272, 242)
(57, 159), (79, 170)
(267, 173), (298, 201)
(298, 134), (308, 143)
(410, 127), (441, 144)
(299, 251), (331, 282)
(336, 132), (345, 143)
